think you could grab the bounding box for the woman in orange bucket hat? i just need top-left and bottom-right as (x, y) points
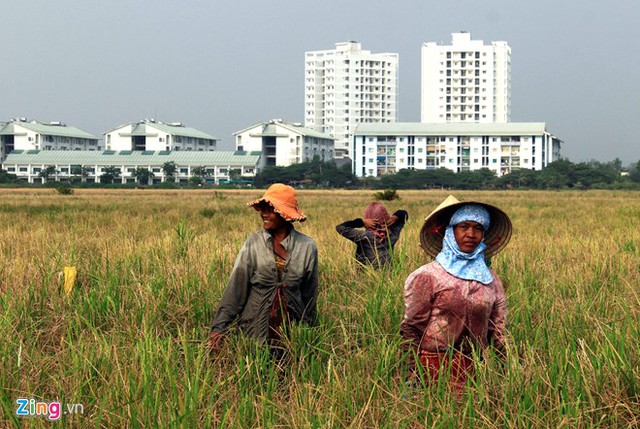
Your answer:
(208, 183), (318, 357)
(400, 195), (512, 394)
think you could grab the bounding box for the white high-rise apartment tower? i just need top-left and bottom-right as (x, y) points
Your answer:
(305, 42), (398, 158)
(421, 32), (510, 123)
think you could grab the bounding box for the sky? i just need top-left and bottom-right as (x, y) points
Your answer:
(2, 0), (639, 165)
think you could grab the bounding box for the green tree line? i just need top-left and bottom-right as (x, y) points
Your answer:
(255, 158), (640, 190)
(2, 158), (640, 190)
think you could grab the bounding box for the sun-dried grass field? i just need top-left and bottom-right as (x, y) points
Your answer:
(1, 188), (638, 427)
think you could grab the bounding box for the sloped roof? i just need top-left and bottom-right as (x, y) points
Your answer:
(233, 120), (335, 140)
(3, 150), (260, 166)
(0, 121), (97, 139)
(275, 121), (335, 140)
(145, 122), (218, 140)
(354, 122), (550, 136)
(104, 120), (218, 140)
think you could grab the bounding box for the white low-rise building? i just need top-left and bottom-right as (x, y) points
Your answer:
(2, 150), (260, 184)
(0, 118), (99, 162)
(104, 119), (218, 152)
(234, 119), (335, 169)
(353, 122), (562, 177)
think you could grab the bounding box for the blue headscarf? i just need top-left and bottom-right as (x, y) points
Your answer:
(435, 204), (493, 284)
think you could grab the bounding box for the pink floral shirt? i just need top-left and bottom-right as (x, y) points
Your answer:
(400, 261), (507, 356)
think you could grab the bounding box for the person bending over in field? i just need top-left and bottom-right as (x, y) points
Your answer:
(400, 195), (512, 394)
(335, 202), (408, 269)
(208, 183), (318, 358)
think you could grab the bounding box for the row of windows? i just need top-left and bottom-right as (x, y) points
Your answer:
(306, 70), (395, 77)
(443, 96), (486, 102)
(364, 136), (532, 144)
(442, 60), (486, 68)
(365, 157), (533, 165)
(443, 69), (484, 76)
(306, 59), (395, 67)
(40, 136), (97, 144)
(6, 166), (250, 175)
(441, 78), (487, 85)
(444, 51), (486, 59)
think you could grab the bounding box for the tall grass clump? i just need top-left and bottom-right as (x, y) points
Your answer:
(374, 189), (400, 201)
(0, 188), (638, 427)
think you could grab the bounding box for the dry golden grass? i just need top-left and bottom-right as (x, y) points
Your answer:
(0, 188), (638, 427)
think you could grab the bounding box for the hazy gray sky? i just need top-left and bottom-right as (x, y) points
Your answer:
(2, 0), (639, 164)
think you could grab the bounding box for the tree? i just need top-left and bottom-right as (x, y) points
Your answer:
(535, 168), (565, 189)
(100, 166), (121, 184)
(610, 158), (623, 175)
(131, 167), (154, 185)
(454, 169), (497, 190)
(497, 169), (537, 189)
(229, 168), (242, 181)
(0, 169), (16, 183)
(38, 166), (58, 183)
(189, 166), (209, 185)
(629, 161), (640, 183)
(253, 160), (357, 188)
(162, 161), (177, 182)
(71, 165), (90, 183)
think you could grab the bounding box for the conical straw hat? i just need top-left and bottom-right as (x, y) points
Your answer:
(420, 195), (512, 259)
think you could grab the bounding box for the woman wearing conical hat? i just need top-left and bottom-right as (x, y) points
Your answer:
(208, 183), (318, 357)
(400, 195), (512, 393)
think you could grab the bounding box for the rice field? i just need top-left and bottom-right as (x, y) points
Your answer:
(0, 188), (638, 428)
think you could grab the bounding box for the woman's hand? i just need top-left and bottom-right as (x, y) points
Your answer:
(207, 331), (224, 354)
(363, 218), (378, 229)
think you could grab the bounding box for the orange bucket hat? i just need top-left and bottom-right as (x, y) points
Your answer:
(248, 183), (307, 222)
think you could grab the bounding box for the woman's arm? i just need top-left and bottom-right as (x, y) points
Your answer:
(300, 243), (319, 325)
(488, 277), (508, 357)
(336, 218), (367, 242)
(387, 210), (409, 230)
(399, 271), (434, 369)
(210, 239), (253, 334)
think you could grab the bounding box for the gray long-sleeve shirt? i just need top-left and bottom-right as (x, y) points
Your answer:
(336, 209), (408, 268)
(210, 228), (319, 341)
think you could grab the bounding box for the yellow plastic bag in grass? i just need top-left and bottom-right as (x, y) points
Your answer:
(63, 266), (77, 295)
